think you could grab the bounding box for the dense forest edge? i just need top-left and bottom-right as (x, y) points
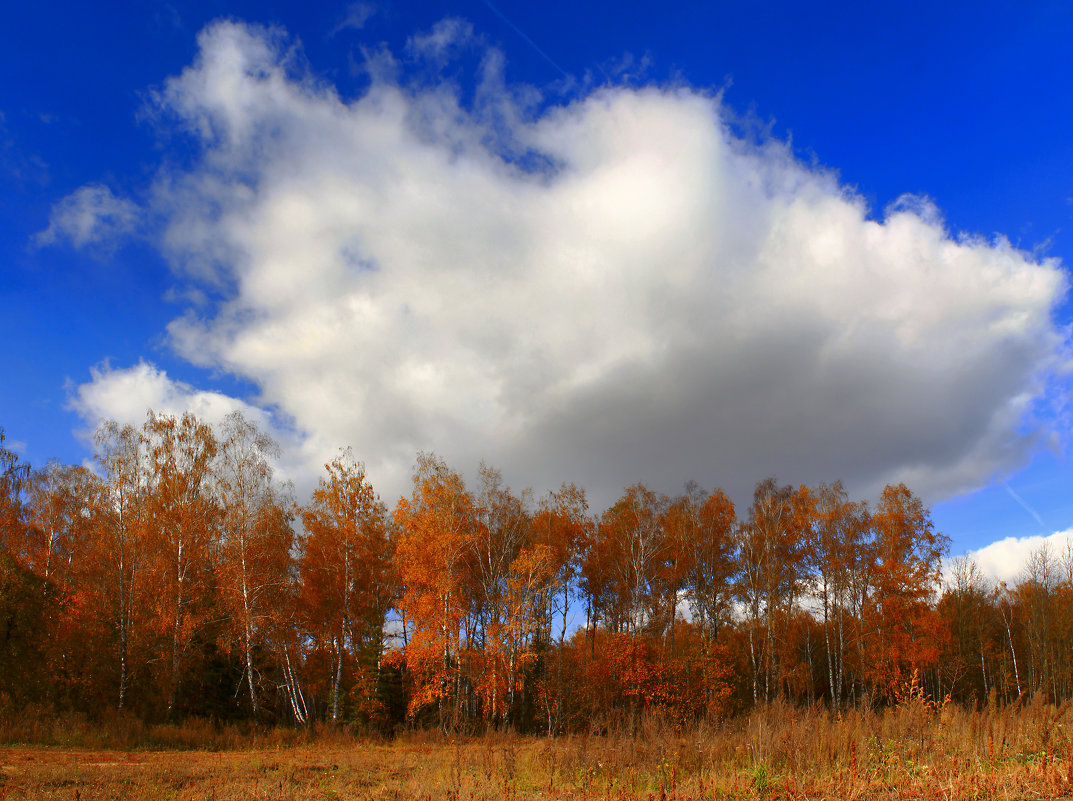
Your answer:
(0, 409), (1058, 738)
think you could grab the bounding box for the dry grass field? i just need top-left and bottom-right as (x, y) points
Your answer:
(4, 697), (1073, 799)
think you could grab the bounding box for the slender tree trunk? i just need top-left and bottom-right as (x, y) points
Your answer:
(1001, 607), (1022, 696)
(166, 525), (188, 722)
(441, 592), (450, 733)
(823, 582), (835, 707)
(118, 550), (129, 710)
(167, 584), (183, 720)
(835, 608), (845, 704)
(331, 635), (343, 723)
(238, 540), (260, 718)
(556, 584), (568, 736)
(244, 619), (258, 717)
(116, 513), (136, 712)
(748, 618), (760, 706)
(119, 621), (128, 710)
(765, 598), (775, 703)
(283, 646), (308, 724)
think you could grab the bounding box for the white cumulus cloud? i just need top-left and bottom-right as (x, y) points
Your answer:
(69, 361), (315, 490)
(74, 19), (1069, 509)
(962, 529), (1073, 587)
(70, 361), (266, 433)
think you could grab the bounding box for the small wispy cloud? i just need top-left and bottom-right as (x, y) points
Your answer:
(330, 2), (375, 37)
(405, 18), (476, 64)
(0, 110), (50, 186)
(34, 183), (139, 250)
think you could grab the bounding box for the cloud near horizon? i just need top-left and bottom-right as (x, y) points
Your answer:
(68, 361), (317, 490)
(69, 19), (1068, 510)
(959, 528), (1073, 587)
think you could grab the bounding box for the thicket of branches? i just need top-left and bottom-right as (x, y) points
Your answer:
(0, 412), (1057, 732)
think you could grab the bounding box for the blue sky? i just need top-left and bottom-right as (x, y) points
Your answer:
(3, 0), (1073, 572)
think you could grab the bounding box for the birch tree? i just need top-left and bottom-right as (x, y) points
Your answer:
(300, 448), (390, 723)
(142, 411), (217, 719)
(863, 483), (949, 697)
(393, 453), (479, 731)
(92, 421), (148, 710)
(215, 411), (294, 718)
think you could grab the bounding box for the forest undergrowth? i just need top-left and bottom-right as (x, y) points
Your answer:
(4, 695), (1073, 799)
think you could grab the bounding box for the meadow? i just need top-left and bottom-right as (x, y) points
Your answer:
(3, 697), (1073, 800)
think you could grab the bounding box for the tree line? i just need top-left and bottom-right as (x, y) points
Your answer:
(0, 411), (1059, 731)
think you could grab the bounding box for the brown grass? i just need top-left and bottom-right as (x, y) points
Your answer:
(3, 697), (1073, 799)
